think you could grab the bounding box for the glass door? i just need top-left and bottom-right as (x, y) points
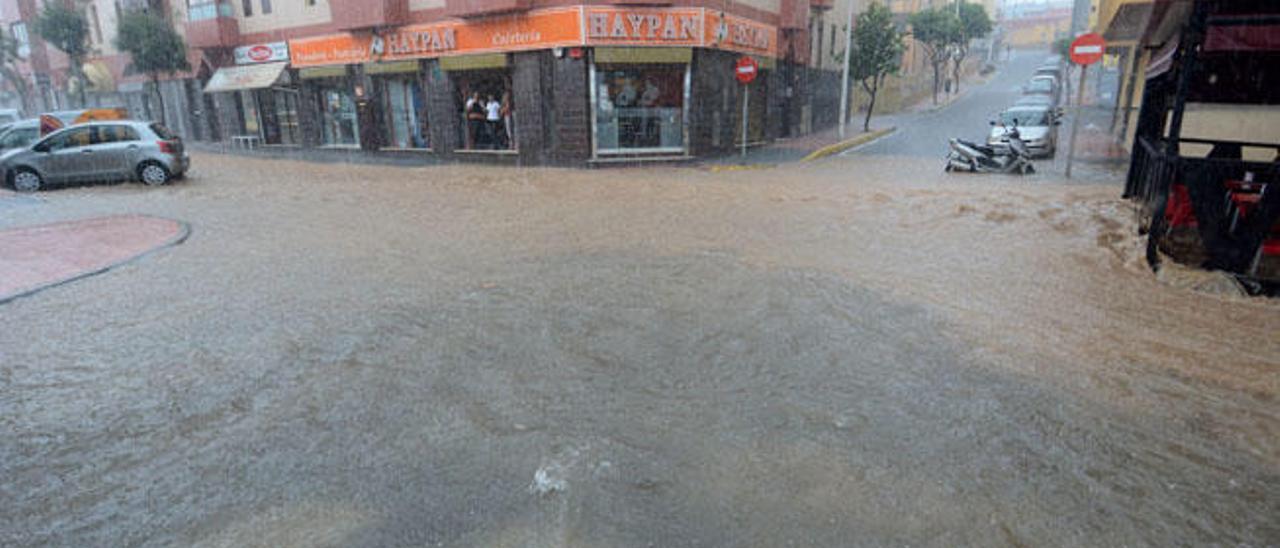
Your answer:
(319, 85), (358, 147)
(383, 77), (425, 149)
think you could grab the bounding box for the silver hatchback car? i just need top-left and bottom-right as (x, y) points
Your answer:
(2, 120), (189, 192)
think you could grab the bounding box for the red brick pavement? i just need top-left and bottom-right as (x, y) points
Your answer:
(0, 215), (189, 303)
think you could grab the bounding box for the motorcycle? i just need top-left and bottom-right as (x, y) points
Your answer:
(945, 125), (1035, 175)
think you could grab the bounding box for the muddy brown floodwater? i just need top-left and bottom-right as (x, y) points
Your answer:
(1, 152), (1277, 547)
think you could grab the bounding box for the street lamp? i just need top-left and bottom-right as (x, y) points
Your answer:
(837, 0), (855, 139)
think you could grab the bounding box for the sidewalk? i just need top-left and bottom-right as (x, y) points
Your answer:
(701, 71), (989, 168)
(1069, 106), (1130, 164)
(0, 215), (189, 304)
(700, 124), (895, 167)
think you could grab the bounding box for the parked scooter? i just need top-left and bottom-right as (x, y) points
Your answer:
(945, 125), (1035, 175)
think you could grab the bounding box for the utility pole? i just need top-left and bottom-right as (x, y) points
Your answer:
(837, 0), (856, 139)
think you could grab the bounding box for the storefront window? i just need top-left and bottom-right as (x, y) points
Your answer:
(318, 84), (359, 146)
(273, 90), (300, 145)
(382, 76), (428, 149)
(253, 89), (299, 146)
(593, 64), (687, 153)
(453, 71), (514, 151)
(238, 90), (260, 136)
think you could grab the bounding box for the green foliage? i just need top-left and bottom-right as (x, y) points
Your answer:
(849, 2), (904, 131)
(1054, 37), (1072, 60)
(849, 3), (904, 83)
(115, 10), (190, 78)
(33, 3), (90, 60)
(956, 2), (993, 43)
(33, 3), (90, 105)
(0, 32), (31, 112)
(908, 8), (959, 56)
(949, 2), (993, 93)
(908, 8), (959, 103)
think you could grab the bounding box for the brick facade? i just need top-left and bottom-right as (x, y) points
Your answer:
(422, 59), (461, 155)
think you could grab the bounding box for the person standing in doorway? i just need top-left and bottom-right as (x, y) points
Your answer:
(500, 91), (514, 150)
(485, 94), (502, 150)
(465, 91), (485, 149)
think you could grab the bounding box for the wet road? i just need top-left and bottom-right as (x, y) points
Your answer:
(2, 128), (1278, 544)
(857, 52), (1045, 158)
(851, 51), (1117, 182)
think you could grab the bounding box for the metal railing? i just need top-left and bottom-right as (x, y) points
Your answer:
(1129, 134), (1280, 273)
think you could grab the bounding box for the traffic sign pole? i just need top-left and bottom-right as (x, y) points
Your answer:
(1065, 63), (1088, 179)
(1064, 33), (1105, 179)
(742, 84), (750, 157)
(734, 56), (759, 159)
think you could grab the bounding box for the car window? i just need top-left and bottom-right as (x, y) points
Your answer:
(0, 129), (22, 148)
(45, 128), (92, 150)
(1000, 111), (1048, 126)
(1026, 80), (1053, 93)
(3, 128), (37, 148)
(150, 123), (177, 140)
(94, 125), (141, 144)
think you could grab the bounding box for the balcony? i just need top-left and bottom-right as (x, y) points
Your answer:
(186, 1), (239, 49)
(329, 0), (408, 30)
(444, 0), (531, 19)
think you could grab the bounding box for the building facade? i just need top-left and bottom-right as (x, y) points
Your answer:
(1, 0), (865, 165)
(180, 0), (863, 165)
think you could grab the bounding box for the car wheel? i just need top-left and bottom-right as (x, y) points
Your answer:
(10, 167), (42, 192)
(138, 161), (171, 186)
(944, 163), (953, 172)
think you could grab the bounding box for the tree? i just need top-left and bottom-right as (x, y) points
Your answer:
(950, 1), (992, 94)
(33, 2), (91, 107)
(1053, 37), (1072, 59)
(849, 2), (904, 132)
(115, 10), (190, 126)
(908, 8), (959, 105)
(0, 33), (33, 114)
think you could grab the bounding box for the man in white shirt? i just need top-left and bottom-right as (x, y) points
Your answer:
(485, 95), (503, 149)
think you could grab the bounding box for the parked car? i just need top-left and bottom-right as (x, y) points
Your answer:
(1023, 76), (1059, 104)
(1014, 94), (1064, 120)
(1035, 61), (1064, 78)
(0, 119), (40, 153)
(2, 120), (188, 192)
(0, 108), (20, 126)
(988, 105), (1059, 158)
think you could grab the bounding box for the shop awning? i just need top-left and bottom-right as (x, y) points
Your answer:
(203, 62), (288, 93)
(1145, 34), (1178, 80)
(1205, 15), (1280, 52)
(1103, 2), (1154, 45)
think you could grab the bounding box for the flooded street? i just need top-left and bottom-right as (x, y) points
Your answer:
(2, 151), (1276, 547)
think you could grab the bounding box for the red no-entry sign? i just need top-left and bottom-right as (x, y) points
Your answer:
(735, 56), (758, 84)
(1069, 33), (1106, 65)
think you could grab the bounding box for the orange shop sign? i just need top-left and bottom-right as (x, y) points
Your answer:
(583, 7), (704, 47)
(379, 7), (583, 60)
(290, 7), (778, 67)
(290, 33), (372, 68)
(705, 11), (777, 57)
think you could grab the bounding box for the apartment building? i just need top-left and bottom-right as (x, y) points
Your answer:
(1, 0), (864, 164)
(0, 0), (67, 113)
(185, 0), (862, 164)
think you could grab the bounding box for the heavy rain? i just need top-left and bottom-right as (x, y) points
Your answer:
(1, 0), (1277, 546)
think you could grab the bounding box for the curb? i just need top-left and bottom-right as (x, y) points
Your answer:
(0, 215), (191, 305)
(801, 127), (897, 162)
(706, 163), (774, 172)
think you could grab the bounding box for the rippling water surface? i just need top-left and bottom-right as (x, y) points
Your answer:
(1, 153), (1276, 547)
